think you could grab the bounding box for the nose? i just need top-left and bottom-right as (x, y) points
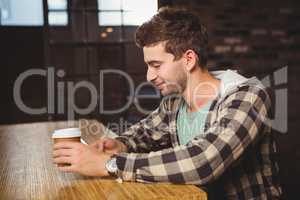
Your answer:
(146, 67), (158, 82)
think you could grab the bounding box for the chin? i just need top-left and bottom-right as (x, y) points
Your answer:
(160, 89), (179, 96)
(160, 89), (169, 96)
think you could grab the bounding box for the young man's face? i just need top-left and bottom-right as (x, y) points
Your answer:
(143, 42), (187, 96)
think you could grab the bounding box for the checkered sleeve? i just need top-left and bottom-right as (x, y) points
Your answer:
(115, 100), (172, 153)
(115, 86), (272, 184)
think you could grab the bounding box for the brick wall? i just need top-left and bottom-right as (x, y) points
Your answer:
(159, 0), (299, 199)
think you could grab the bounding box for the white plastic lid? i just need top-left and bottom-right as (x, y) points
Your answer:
(52, 128), (81, 138)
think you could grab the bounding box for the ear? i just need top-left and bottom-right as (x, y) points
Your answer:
(183, 49), (198, 72)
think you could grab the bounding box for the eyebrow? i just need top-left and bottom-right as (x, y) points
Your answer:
(145, 60), (163, 66)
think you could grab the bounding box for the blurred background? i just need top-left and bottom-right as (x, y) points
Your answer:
(0, 0), (298, 199)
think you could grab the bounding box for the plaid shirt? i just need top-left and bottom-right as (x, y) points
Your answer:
(115, 81), (282, 199)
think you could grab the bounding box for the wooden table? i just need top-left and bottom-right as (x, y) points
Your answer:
(0, 121), (207, 200)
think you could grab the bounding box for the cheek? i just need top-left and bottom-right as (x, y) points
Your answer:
(173, 63), (186, 79)
(160, 62), (183, 79)
(156, 66), (170, 80)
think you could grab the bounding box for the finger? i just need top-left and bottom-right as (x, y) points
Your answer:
(98, 139), (106, 151)
(57, 165), (76, 173)
(104, 138), (116, 149)
(53, 141), (80, 150)
(53, 148), (74, 158)
(93, 138), (107, 151)
(90, 138), (105, 149)
(53, 156), (73, 165)
(104, 149), (118, 155)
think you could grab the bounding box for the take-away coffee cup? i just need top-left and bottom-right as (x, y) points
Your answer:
(52, 128), (81, 167)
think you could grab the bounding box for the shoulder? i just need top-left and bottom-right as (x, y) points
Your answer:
(221, 83), (271, 107)
(217, 83), (272, 122)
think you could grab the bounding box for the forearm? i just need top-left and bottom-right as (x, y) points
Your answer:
(115, 138), (128, 153)
(114, 133), (138, 153)
(115, 129), (154, 153)
(115, 144), (215, 185)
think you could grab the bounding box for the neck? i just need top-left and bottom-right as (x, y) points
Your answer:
(182, 68), (220, 112)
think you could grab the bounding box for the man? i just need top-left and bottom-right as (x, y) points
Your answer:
(53, 7), (282, 199)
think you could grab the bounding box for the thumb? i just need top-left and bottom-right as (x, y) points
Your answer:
(90, 139), (105, 151)
(103, 138), (117, 150)
(97, 139), (106, 152)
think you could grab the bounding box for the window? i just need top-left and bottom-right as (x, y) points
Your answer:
(47, 0), (68, 26)
(0, 0), (43, 26)
(98, 0), (157, 26)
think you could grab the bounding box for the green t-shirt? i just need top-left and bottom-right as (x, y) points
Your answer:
(176, 101), (212, 145)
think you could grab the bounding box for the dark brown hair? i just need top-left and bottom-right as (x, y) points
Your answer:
(135, 7), (208, 67)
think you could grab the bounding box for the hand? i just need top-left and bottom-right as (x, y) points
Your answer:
(53, 141), (112, 177)
(90, 137), (127, 154)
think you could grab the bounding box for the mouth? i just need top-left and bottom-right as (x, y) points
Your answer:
(155, 83), (164, 90)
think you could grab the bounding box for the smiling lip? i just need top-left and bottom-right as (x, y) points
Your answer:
(155, 83), (164, 89)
